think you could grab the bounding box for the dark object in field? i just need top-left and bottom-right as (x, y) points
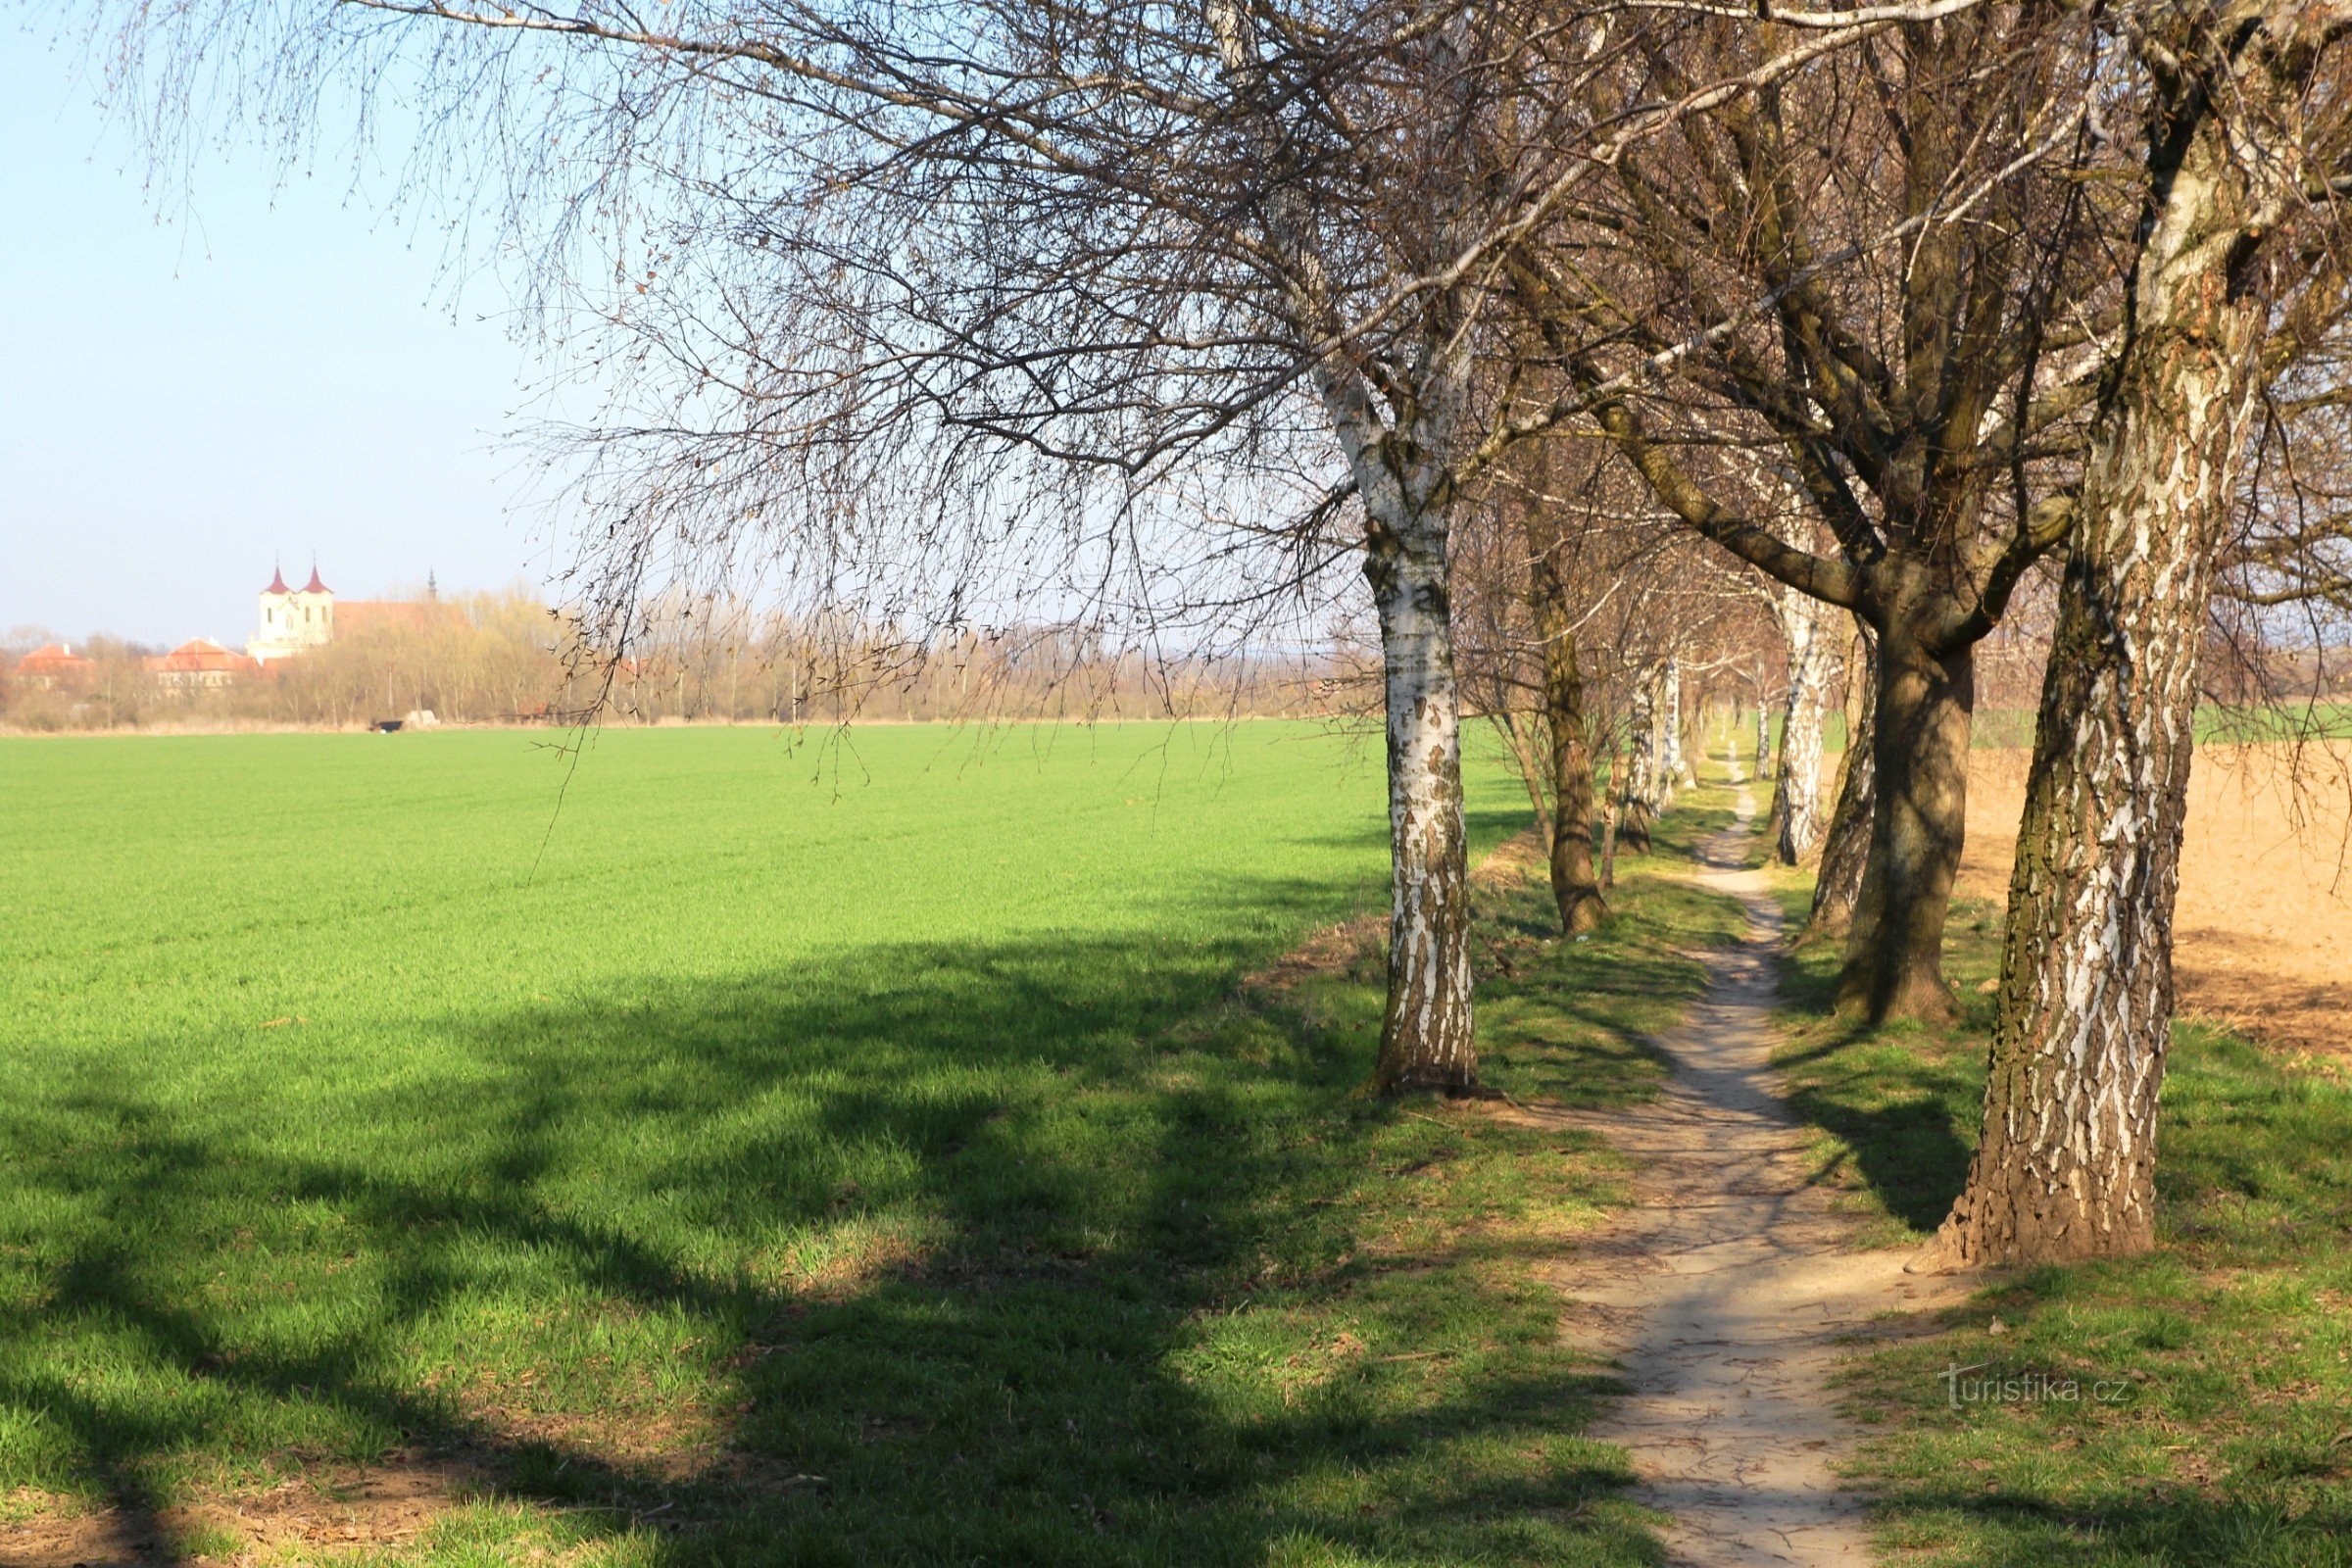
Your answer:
(370, 719), (404, 734)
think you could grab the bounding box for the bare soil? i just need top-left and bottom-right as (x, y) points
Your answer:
(0, 1458), (484, 1568)
(1528, 763), (1961, 1566)
(1960, 742), (2352, 1066)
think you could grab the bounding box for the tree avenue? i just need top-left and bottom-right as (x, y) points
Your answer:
(94, 0), (2352, 1270)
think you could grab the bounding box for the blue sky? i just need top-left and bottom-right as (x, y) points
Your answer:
(0, 27), (561, 647)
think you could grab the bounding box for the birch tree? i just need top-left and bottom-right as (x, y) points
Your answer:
(1504, 5), (2117, 1022)
(1922, 0), (2352, 1267)
(110, 0), (1832, 1094)
(1804, 620), (1877, 939)
(1763, 580), (1839, 864)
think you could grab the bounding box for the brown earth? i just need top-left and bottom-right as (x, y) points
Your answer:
(1960, 742), (2352, 1065)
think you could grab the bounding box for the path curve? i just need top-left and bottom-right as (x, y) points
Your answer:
(1549, 760), (1953, 1566)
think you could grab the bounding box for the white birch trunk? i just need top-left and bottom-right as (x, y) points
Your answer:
(1925, 4), (2323, 1265)
(1659, 658), (1692, 798)
(1617, 670), (1660, 852)
(1363, 509), (1478, 1094)
(1204, 0), (1481, 1093)
(1769, 586), (1839, 864)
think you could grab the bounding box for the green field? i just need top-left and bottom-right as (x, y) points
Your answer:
(0, 723), (1746, 1565)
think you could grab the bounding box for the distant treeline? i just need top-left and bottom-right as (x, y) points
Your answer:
(0, 591), (1351, 732)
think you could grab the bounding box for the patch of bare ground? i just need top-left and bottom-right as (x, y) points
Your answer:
(0, 1434), (850, 1568)
(1962, 743), (2352, 1068)
(1528, 760), (1965, 1566)
(0, 1458), (482, 1568)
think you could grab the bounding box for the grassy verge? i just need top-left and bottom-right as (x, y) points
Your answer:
(0, 726), (1746, 1566)
(1772, 885), (2352, 1564)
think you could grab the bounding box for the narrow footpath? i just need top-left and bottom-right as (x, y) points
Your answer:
(1548, 758), (1955, 1566)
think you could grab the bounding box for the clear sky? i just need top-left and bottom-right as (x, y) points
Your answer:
(0, 28), (561, 649)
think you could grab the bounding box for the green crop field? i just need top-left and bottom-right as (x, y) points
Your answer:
(0, 722), (1747, 1566)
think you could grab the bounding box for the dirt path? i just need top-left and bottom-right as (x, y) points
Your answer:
(1542, 760), (1955, 1566)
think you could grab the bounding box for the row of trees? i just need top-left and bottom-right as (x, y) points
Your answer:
(88, 0), (2352, 1266)
(1, 594), (1348, 728)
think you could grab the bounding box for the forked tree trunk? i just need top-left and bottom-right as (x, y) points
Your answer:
(1805, 620), (1877, 942)
(1837, 596), (1974, 1023)
(1922, 41), (2277, 1266)
(1769, 588), (1839, 865)
(1528, 518), (1605, 933)
(1365, 525), (1479, 1096)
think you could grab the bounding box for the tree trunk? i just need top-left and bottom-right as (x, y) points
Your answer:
(1837, 602), (1974, 1024)
(1805, 619), (1877, 942)
(1923, 42), (2275, 1267)
(1528, 518), (1605, 933)
(1769, 588), (1839, 865)
(1618, 669), (1660, 853)
(1494, 710), (1554, 846)
(1753, 694), (1771, 775)
(1659, 658), (1692, 798)
(1365, 526), (1480, 1096)
(1598, 767), (1624, 888)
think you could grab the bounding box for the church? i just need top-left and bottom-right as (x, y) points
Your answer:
(246, 564), (336, 664)
(247, 564), (454, 665)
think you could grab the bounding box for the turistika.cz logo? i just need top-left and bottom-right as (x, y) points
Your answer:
(1940, 1363), (2135, 1409)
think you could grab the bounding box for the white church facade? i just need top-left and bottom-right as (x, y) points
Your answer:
(247, 564), (338, 665)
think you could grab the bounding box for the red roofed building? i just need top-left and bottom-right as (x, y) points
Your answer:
(336, 599), (461, 636)
(145, 639), (259, 689)
(247, 562), (458, 663)
(14, 644), (95, 687)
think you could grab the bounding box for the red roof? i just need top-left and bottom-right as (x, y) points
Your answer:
(16, 644), (93, 675)
(336, 600), (463, 634)
(144, 638), (259, 676)
(303, 564), (331, 595)
(265, 565), (291, 595)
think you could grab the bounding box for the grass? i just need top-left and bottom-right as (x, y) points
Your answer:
(1772, 885), (2352, 1564)
(0, 721), (1746, 1566)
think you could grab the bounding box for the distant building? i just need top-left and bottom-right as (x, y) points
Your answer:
(14, 644), (94, 687)
(145, 639), (260, 690)
(248, 564), (337, 664)
(247, 563), (459, 664)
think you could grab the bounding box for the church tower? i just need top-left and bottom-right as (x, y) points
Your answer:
(248, 560), (335, 663)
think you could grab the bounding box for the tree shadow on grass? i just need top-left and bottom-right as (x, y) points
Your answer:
(0, 867), (1668, 1567)
(1765, 945), (1982, 1237)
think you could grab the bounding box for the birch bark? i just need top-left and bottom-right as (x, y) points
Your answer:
(1923, 0), (2330, 1263)
(1767, 585), (1840, 864)
(1364, 510), (1479, 1094)
(1205, 0), (1485, 1093)
(1805, 620), (1877, 940)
